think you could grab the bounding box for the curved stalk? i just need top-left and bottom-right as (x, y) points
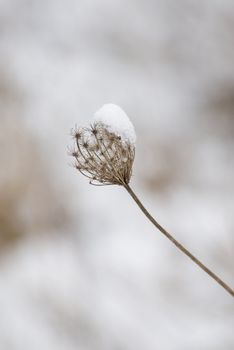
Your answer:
(124, 184), (234, 298)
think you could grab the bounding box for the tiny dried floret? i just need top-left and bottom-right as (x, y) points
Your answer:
(71, 127), (82, 140)
(91, 127), (98, 136)
(69, 104), (136, 186)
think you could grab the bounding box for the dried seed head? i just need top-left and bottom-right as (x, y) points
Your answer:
(69, 104), (136, 186)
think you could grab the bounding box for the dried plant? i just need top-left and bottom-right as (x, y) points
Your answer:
(70, 106), (234, 298)
(70, 124), (135, 186)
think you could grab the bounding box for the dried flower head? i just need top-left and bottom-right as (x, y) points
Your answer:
(69, 104), (136, 186)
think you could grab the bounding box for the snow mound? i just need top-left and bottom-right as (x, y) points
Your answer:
(93, 104), (136, 145)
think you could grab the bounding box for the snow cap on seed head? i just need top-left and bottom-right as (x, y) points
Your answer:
(93, 104), (136, 146)
(70, 104), (136, 186)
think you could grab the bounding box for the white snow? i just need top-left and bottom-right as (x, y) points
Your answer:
(93, 104), (136, 145)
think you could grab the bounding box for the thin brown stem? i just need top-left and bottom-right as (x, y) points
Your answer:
(124, 184), (234, 298)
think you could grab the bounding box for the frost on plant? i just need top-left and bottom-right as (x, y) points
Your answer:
(70, 104), (136, 186)
(94, 104), (136, 145)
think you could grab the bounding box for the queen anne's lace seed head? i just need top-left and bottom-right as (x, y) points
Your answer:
(70, 121), (135, 186)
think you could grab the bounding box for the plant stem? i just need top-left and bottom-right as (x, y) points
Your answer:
(124, 184), (234, 298)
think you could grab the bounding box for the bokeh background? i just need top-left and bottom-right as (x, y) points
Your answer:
(0, 0), (234, 349)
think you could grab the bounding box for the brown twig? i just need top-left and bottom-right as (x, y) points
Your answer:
(124, 183), (234, 298)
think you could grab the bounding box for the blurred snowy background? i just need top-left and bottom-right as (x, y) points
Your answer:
(0, 0), (234, 349)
